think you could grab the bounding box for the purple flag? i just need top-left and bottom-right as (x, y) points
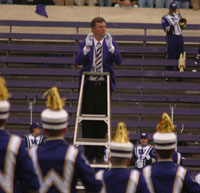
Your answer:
(35, 4), (48, 18)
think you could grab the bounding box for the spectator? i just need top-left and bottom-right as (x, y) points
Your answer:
(96, 122), (150, 193)
(75, 16), (122, 163)
(139, 0), (153, 8)
(143, 112), (200, 193)
(162, 2), (186, 80)
(174, 0), (190, 8)
(191, 0), (200, 10)
(132, 133), (156, 170)
(34, 0), (54, 4)
(156, 0), (172, 8)
(0, 0), (13, 4)
(54, 0), (74, 5)
(75, 0), (96, 6)
(0, 76), (40, 193)
(99, 0), (112, 6)
(13, 0), (27, 4)
(114, 0), (138, 7)
(23, 122), (45, 149)
(30, 87), (102, 193)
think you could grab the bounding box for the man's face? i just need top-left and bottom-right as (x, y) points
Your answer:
(92, 22), (106, 39)
(169, 8), (176, 14)
(34, 127), (41, 136)
(140, 138), (148, 145)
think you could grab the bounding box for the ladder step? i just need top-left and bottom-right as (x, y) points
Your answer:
(75, 138), (108, 146)
(90, 162), (110, 168)
(82, 114), (106, 117)
(79, 114), (107, 121)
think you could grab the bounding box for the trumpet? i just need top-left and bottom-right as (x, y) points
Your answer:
(177, 8), (187, 29)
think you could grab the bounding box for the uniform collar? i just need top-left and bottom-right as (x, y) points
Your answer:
(46, 136), (64, 141)
(94, 38), (104, 47)
(157, 158), (173, 162)
(141, 143), (149, 147)
(111, 166), (127, 168)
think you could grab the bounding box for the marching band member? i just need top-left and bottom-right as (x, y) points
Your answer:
(132, 133), (156, 170)
(0, 76), (40, 193)
(143, 113), (200, 193)
(162, 2), (186, 74)
(96, 122), (150, 193)
(30, 87), (102, 193)
(23, 122), (45, 149)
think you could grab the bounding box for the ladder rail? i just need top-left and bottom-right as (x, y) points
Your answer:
(73, 73), (85, 145)
(73, 71), (111, 168)
(107, 73), (111, 155)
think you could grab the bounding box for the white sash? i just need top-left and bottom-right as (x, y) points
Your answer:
(165, 14), (182, 36)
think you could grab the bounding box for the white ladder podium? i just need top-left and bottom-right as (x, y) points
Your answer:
(73, 71), (111, 168)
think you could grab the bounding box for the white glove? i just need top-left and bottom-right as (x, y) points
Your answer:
(85, 33), (93, 46)
(141, 154), (150, 160)
(104, 32), (113, 49)
(146, 155), (150, 160)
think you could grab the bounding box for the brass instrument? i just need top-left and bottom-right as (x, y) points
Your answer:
(177, 8), (187, 29)
(179, 18), (187, 29)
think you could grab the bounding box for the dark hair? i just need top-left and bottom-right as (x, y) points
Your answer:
(91, 17), (106, 28)
(156, 149), (175, 159)
(45, 129), (64, 137)
(29, 123), (41, 133)
(0, 120), (6, 127)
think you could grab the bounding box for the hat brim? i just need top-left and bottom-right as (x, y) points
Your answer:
(153, 132), (177, 150)
(41, 108), (68, 130)
(0, 101), (10, 120)
(110, 142), (133, 158)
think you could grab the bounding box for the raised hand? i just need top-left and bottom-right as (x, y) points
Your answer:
(104, 32), (113, 49)
(85, 33), (94, 47)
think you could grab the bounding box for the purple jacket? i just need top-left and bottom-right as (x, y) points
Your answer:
(75, 39), (123, 91)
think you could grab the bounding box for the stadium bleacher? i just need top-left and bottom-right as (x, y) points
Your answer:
(0, 16), (200, 174)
